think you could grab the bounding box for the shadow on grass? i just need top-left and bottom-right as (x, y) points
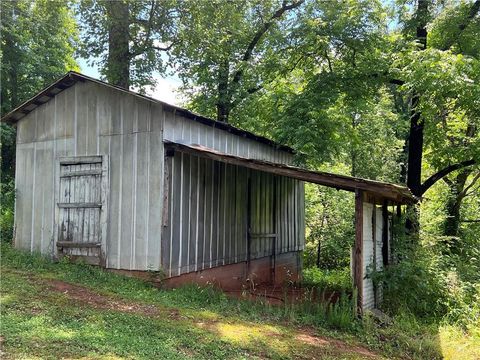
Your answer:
(3, 244), (467, 359)
(2, 270), (329, 360)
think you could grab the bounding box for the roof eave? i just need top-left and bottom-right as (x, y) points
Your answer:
(1, 71), (295, 154)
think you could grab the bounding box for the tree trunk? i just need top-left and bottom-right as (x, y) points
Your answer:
(105, 1), (130, 89)
(405, 0), (428, 236)
(444, 170), (470, 241)
(216, 59), (231, 122)
(443, 124), (478, 252)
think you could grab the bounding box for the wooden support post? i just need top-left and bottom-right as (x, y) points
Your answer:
(382, 200), (389, 266)
(354, 189), (364, 315)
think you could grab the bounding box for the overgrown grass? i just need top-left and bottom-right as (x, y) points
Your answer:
(1, 244), (479, 359)
(302, 266), (352, 293)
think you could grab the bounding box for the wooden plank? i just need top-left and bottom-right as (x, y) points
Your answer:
(165, 142), (414, 204)
(59, 156), (102, 165)
(57, 241), (100, 248)
(57, 202), (102, 208)
(354, 189), (364, 315)
(60, 169), (102, 177)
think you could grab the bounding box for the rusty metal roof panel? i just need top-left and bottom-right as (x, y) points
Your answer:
(164, 140), (417, 204)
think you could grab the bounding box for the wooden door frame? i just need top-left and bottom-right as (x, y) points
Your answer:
(53, 155), (109, 265)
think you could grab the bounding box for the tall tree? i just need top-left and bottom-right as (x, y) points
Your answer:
(173, 0), (304, 122)
(1, 0), (79, 181)
(78, 0), (177, 89)
(0, 0), (79, 115)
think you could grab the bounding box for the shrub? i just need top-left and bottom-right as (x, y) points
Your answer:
(0, 179), (15, 243)
(302, 267), (352, 293)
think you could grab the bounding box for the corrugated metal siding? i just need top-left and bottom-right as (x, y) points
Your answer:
(362, 203), (375, 310)
(161, 151), (304, 277)
(163, 110), (293, 165)
(375, 207), (384, 304)
(361, 203), (389, 310)
(14, 81), (165, 271)
(14, 80), (300, 273)
(14, 89), (75, 256)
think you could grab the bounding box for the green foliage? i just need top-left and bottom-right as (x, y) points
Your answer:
(77, 0), (177, 89)
(0, 179), (15, 243)
(372, 251), (449, 319)
(303, 185), (354, 269)
(302, 267), (352, 294)
(0, 123), (16, 180)
(0, 0), (79, 114)
(173, 0), (304, 121)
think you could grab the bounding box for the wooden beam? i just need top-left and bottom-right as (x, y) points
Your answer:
(354, 189), (364, 315)
(57, 203), (102, 209)
(56, 242), (101, 248)
(59, 156), (103, 165)
(60, 169), (103, 177)
(165, 142), (416, 204)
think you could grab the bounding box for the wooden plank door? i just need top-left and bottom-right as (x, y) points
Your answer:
(57, 156), (105, 265)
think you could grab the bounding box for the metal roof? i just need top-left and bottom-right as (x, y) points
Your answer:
(165, 141), (416, 204)
(1, 71), (295, 153)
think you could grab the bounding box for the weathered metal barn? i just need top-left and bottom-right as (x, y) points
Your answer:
(2, 72), (414, 312)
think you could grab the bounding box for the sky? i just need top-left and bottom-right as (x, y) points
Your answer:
(76, 58), (183, 106)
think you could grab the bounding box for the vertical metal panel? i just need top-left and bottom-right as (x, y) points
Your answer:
(162, 110), (292, 165)
(14, 145), (33, 249)
(196, 157), (205, 270)
(39, 144), (55, 254)
(86, 87), (97, 154)
(181, 153), (191, 273)
(17, 112), (36, 143)
(32, 142), (43, 252)
(362, 202), (375, 310)
(146, 106), (163, 270)
(119, 133), (134, 269)
(170, 152), (182, 275)
(133, 132), (148, 269)
(188, 156), (198, 271)
(161, 154), (173, 274)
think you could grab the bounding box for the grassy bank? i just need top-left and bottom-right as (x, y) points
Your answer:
(1, 244), (478, 359)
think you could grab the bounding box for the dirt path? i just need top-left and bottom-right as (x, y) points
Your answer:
(44, 278), (381, 359)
